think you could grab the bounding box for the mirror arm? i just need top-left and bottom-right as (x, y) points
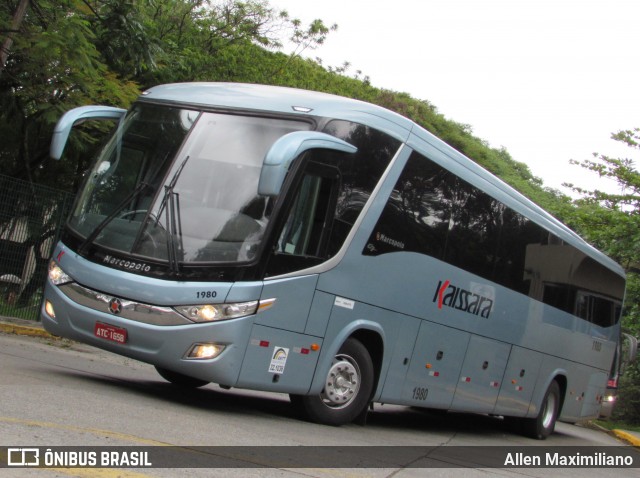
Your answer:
(50, 105), (127, 160)
(259, 131), (357, 196)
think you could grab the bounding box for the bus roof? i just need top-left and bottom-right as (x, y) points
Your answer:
(142, 82), (415, 141)
(140, 82), (625, 279)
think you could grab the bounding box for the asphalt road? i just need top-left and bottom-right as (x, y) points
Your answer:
(0, 331), (637, 478)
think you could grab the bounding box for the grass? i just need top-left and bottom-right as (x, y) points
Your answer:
(594, 419), (640, 432)
(0, 288), (42, 321)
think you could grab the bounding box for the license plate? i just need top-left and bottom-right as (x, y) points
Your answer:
(94, 322), (127, 344)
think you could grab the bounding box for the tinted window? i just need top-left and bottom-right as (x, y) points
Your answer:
(365, 151), (624, 326)
(321, 121), (402, 257)
(266, 121), (401, 276)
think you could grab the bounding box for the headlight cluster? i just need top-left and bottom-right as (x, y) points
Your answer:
(174, 298), (275, 323)
(47, 260), (276, 324)
(48, 261), (72, 285)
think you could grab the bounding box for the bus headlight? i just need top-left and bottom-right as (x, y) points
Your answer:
(174, 298), (275, 323)
(48, 261), (72, 285)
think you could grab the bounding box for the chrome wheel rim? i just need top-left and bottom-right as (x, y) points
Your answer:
(321, 354), (361, 409)
(541, 391), (557, 429)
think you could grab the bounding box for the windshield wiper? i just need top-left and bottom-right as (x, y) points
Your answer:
(164, 187), (183, 275)
(155, 156), (189, 224)
(78, 181), (150, 255)
(156, 156), (190, 275)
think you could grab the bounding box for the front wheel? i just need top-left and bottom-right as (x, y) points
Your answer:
(291, 338), (374, 426)
(522, 380), (561, 439)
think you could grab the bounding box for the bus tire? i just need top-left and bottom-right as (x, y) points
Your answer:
(293, 338), (374, 426)
(522, 380), (560, 439)
(155, 366), (209, 388)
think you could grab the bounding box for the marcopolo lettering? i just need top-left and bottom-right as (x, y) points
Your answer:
(103, 255), (151, 273)
(433, 279), (494, 319)
(375, 232), (405, 250)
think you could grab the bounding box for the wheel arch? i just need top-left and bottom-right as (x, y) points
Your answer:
(553, 373), (568, 415)
(350, 328), (384, 401)
(528, 370), (567, 418)
(309, 320), (385, 395)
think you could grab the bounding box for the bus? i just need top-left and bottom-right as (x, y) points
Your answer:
(600, 331), (637, 419)
(42, 83), (626, 439)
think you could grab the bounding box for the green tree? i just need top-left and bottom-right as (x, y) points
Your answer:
(567, 128), (640, 424)
(0, 0), (140, 185)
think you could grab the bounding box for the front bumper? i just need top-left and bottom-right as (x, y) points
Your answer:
(41, 281), (253, 386)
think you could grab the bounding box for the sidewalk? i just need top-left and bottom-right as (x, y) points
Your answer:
(1, 315), (640, 447)
(0, 315), (52, 339)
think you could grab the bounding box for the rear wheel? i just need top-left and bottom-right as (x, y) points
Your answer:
(522, 380), (561, 439)
(155, 366), (209, 388)
(291, 338), (374, 426)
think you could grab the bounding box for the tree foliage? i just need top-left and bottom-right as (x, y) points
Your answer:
(0, 0), (561, 204)
(566, 129), (640, 424)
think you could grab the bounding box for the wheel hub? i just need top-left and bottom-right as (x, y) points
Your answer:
(323, 357), (360, 406)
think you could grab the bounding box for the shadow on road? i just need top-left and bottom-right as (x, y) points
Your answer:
(43, 365), (579, 441)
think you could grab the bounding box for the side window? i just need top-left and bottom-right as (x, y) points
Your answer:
(444, 179), (501, 280)
(276, 171), (336, 257)
(576, 292), (616, 328)
(591, 296), (614, 328)
(265, 161), (339, 276)
(265, 120), (401, 277)
(364, 151), (453, 258)
(543, 283), (576, 314)
(321, 120), (402, 257)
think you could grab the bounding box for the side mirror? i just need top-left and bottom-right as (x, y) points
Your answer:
(258, 131), (357, 196)
(50, 105), (127, 160)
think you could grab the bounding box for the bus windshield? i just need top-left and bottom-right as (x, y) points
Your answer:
(69, 103), (310, 264)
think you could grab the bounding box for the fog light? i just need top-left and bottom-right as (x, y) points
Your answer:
(45, 300), (56, 318)
(186, 343), (225, 360)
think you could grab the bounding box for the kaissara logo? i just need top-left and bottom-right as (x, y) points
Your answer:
(433, 279), (494, 319)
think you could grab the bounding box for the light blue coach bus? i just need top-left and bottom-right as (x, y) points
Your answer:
(42, 83), (626, 439)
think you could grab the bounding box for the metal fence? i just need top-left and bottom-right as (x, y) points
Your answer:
(0, 175), (73, 321)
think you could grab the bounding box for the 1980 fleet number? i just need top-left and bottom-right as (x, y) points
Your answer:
(412, 387), (428, 401)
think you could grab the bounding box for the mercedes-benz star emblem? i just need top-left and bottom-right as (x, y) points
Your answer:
(108, 298), (123, 314)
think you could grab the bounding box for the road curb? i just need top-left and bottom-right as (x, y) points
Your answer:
(611, 429), (640, 447)
(0, 320), (53, 339)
